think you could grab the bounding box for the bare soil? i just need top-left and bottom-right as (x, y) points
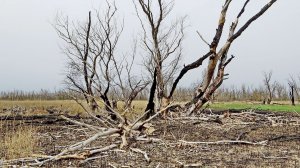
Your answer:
(1, 110), (300, 168)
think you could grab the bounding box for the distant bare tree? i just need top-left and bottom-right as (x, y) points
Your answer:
(288, 82), (295, 106)
(214, 83), (289, 102)
(0, 89), (70, 101)
(288, 75), (300, 102)
(262, 71), (277, 104)
(274, 82), (288, 101)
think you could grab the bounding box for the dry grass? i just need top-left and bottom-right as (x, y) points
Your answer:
(1, 100), (300, 167)
(0, 100), (83, 116)
(0, 124), (37, 160)
(119, 100), (148, 119)
(3, 112), (297, 167)
(0, 100), (149, 118)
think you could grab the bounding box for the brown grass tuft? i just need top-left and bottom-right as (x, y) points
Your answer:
(0, 126), (37, 160)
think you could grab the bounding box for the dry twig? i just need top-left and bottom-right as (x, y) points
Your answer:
(130, 147), (151, 163)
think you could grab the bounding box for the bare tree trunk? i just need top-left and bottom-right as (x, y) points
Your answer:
(288, 76), (300, 104)
(134, 0), (184, 110)
(144, 69), (157, 119)
(263, 71), (276, 105)
(289, 83), (295, 106)
(159, 0), (277, 115)
(186, 55), (234, 115)
(168, 52), (211, 99)
(112, 99), (117, 109)
(89, 98), (98, 112)
(186, 0), (277, 114)
(100, 85), (116, 120)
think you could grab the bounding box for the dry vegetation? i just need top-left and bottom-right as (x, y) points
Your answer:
(0, 122), (37, 160)
(0, 100), (148, 120)
(1, 102), (300, 167)
(0, 100), (82, 116)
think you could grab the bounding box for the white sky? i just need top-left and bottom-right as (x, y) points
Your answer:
(0, 0), (299, 91)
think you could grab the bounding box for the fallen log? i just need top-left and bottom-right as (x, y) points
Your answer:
(179, 139), (268, 146)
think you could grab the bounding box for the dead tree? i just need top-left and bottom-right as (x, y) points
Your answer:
(55, 2), (123, 120)
(133, 0), (278, 116)
(168, 0), (277, 115)
(169, 0), (278, 115)
(262, 71), (276, 104)
(144, 69), (158, 119)
(274, 82), (288, 101)
(288, 75), (300, 102)
(288, 82), (295, 106)
(134, 0), (185, 111)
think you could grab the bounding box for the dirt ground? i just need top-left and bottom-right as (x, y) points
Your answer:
(1, 109), (300, 168)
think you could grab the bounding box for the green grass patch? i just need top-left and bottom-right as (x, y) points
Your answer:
(210, 102), (300, 113)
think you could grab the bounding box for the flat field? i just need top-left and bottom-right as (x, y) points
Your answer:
(210, 101), (300, 113)
(1, 100), (299, 116)
(1, 100), (300, 167)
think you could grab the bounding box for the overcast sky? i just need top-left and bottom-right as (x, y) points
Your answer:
(0, 0), (299, 92)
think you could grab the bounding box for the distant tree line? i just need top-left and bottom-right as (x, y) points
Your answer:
(0, 89), (70, 101)
(214, 73), (300, 105)
(2, 72), (298, 105)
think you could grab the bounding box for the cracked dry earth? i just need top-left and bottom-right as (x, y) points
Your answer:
(1, 111), (300, 168)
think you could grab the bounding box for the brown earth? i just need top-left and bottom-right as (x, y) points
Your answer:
(1, 109), (300, 168)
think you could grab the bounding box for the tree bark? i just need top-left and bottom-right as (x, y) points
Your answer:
(144, 69), (157, 119)
(289, 83), (295, 106)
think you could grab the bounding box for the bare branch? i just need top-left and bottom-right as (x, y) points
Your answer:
(196, 31), (210, 47)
